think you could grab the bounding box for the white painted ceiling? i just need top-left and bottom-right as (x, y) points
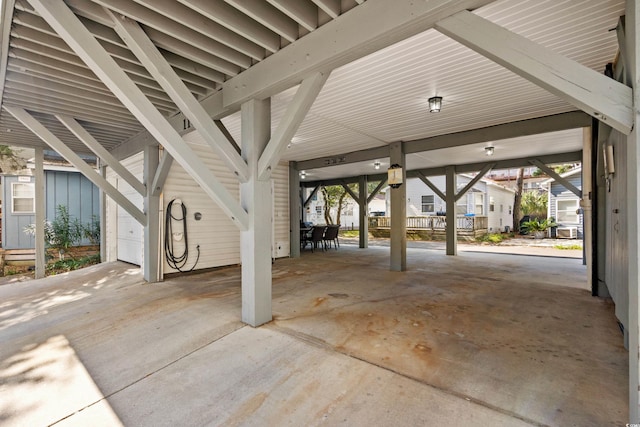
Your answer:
(0, 0), (625, 181)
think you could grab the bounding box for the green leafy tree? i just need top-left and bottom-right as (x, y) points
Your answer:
(0, 145), (26, 173)
(319, 181), (384, 225)
(521, 190), (548, 219)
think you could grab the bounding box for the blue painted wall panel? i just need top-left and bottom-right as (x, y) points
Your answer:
(2, 171), (100, 249)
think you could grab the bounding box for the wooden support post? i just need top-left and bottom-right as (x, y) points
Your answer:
(389, 141), (406, 271)
(359, 175), (368, 248)
(289, 161), (301, 258)
(445, 166), (457, 256)
(626, 0), (640, 421)
(34, 147), (45, 279)
(143, 145), (161, 282)
(240, 98), (272, 327)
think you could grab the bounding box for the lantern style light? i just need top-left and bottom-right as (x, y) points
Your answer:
(428, 96), (443, 113)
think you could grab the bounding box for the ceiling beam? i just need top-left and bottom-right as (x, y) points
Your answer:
(110, 11), (249, 182)
(224, 0), (299, 43)
(27, 0), (249, 231)
(258, 71), (329, 180)
(5, 106), (147, 225)
(529, 159), (582, 198)
(454, 162), (494, 202)
(416, 172), (445, 201)
(56, 114), (146, 196)
(409, 151), (583, 177)
(151, 151), (173, 197)
(435, 10), (633, 135)
(311, 0), (340, 19)
(221, 0), (494, 108)
(267, 0), (318, 32)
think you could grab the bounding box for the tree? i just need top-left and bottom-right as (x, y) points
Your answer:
(512, 167), (524, 233)
(320, 184), (356, 225)
(521, 190), (547, 219)
(0, 145), (26, 173)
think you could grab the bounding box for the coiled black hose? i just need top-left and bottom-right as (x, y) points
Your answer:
(164, 199), (199, 272)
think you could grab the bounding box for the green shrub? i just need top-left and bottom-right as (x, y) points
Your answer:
(554, 244), (582, 250)
(477, 233), (504, 244)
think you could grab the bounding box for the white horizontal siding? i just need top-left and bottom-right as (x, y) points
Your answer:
(163, 137), (241, 272)
(162, 133), (291, 272)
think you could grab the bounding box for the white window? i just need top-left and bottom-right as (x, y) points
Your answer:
(12, 182), (35, 214)
(474, 193), (484, 215)
(556, 199), (579, 223)
(315, 205), (322, 214)
(489, 197), (495, 212)
(421, 195), (434, 213)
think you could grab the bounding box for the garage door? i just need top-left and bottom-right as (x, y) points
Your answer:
(116, 153), (143, 266)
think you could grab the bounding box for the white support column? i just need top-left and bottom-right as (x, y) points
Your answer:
(445, 166), (457, 256)
(34, 147), (45, 279)
(359, 175), (368, 248)
(582, 127), (593, 276)
(240, 98), (272, 327)
(143, 145), (160, 283)
(389, 141), (406, 271)
(626, 0), (640, 421)
(289, 161), (301, 258)
(99, 161), (107, 264)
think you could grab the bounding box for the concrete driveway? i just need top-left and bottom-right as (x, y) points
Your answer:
(0, 246), (627, 426)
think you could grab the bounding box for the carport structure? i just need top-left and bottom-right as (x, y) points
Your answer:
(0, 0), (638, 421)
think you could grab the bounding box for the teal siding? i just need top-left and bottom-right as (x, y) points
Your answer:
(2, 171), (100, 249)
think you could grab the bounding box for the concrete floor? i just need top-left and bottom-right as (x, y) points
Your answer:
(0, 245), (627, 426)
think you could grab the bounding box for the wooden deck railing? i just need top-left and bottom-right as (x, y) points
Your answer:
(369, 215), (488, 231)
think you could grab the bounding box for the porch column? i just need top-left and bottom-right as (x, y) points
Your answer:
(289, 161), (301, 258)
(582, 127), (593, 281)
(34, 147), (45, 279)
(99, 162), (107, 264)
(389, 141), (406, 271)
(626, 0), (640, 421)
(143, 145), (160, 282)
(240, 98), (272, 327)
(359, 175), (368, 248)
(445, 166), (458, 256)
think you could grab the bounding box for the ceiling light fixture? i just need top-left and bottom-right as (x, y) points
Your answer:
(428, 96), (443, 113)
(300, 170), (306, 180)
(374, 161), (381, 170)
(485, 146), (495, 156)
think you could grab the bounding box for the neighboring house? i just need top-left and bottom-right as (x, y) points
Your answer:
(2, 164), (100, 250)
(545, 167), (583, 239)
(384, 175), (515, 233)
(487, 166), (550, 193)
(304, 191), (385, 228)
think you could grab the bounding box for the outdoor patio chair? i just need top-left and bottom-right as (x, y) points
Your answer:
(323, 225), (340, 250)
(309, 225), (326, 252)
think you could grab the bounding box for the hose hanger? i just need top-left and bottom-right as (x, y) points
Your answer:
(164, 198), (200, 272)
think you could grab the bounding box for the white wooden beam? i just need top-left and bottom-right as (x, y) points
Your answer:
(416, 171), (446, 201)
(55, 114), (146, 196)
(222, 0), (494, 108)
(5, 105), (147, 225)
(267, 0), (318, 32)
(108, 11), (250, 182)
(27, 0), (249, 230)
(529, 159), (582, 198)
(454, 163), (494, 202)
(258, 72), (329, 180)
(312, 0), (340, 19)
(34, 146), (45, 279)
(151, 151), (173, 197)
(435, 10), (634, 135)
(367, 178), (388, 205)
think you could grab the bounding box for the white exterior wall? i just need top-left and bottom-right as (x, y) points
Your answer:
(487, 184), (515, 232)
(105, 152), (144, 266)
(160, 131), (290, 274)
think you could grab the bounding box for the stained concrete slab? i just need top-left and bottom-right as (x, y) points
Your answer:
(0, 246), (628, 426)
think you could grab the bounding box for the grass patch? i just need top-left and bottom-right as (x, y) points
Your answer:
(339, 230), (359, 238)
(553, 244), (582, 250)
(47, 254), (101, 275)
(476, 233), (505, 244)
